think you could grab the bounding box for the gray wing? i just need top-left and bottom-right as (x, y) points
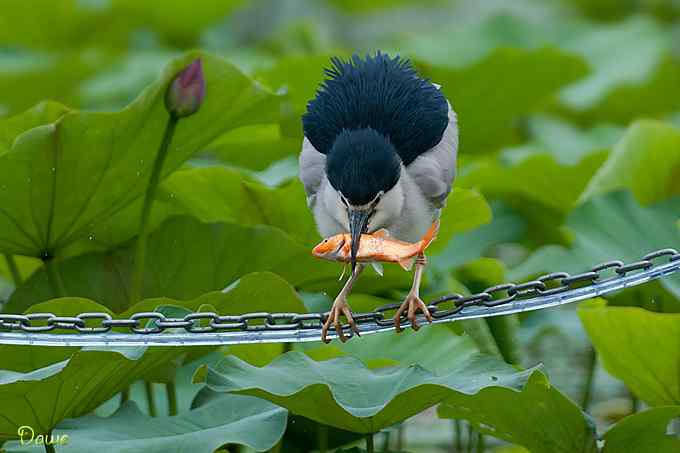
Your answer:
(405, 99), (458, 208)
(298, 137), (327, 208)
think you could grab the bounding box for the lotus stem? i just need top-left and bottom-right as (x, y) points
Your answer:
(476, 432), (485, 452)
(130, 114), (178, 304)
(366, 433), (375, 453)
(166, 381), (178, 416)
(3, 254), (22, 285)
(631, 392), (640, 414)
(581, 345), (597, 410)
(44, 431), (56, 453)
(318, 424), (328, 453)
(381, 430), (391, 451)
(144, 381), (157, 417)
(461, 319), (502, 358)
(486, 315), (522, 365)
(454, 419), (463, 452)
(43, 257), (65, 298)
(121, 386), (130, 404)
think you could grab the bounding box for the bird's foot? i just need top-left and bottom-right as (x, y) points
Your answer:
(393, 291), (433, 333)
(321, 297), (360, 343)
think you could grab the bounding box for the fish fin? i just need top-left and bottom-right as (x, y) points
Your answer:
(372, 228), (391, 239)
(370, 262), (384, 277)
(398, 257), (415, 271)
(338, 263), (348, 281)
(420, 220), (440, 252)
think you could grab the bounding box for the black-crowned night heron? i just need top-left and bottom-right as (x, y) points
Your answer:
(299, 52), (458, 342)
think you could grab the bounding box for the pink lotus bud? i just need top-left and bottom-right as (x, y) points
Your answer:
(165, 58), (205, 118)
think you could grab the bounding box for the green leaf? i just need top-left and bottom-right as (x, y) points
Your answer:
(207, 123), (300, 171)
(508, 191), (680, 299)
(581, 120), (680, 205)
(0, 255), (40, 285)
(602, 406), (680, 453)
(161, 168), (491, 253)
(432, 202), (525, 272)
(425, 47), (588, 154)
(578, 299), (680, 406)
(0, 0), (246, 52)
(255, 54), (339, 117)
(68, 165), (317, 253)
(9, 176), (492, 311)
(402, 14), (560, 69)
(459, 150), (607, 214)
(160, 166), (320, 246)
(121, 271), (308, 317)
(407, 14), (679, 125)
(282, 415), (365, 452)
(79, 50), (177, 111)
(328, 0), (445, 12)
(7, 216), (334, 312)
(5, 395), (286, 453)
(0, 275), (303, 443)
(301, 324), (481, 374)
(0, 323), (183, 442)
(6, 252), (307, 316)
(559, 16), (670, 112)
(434, 188), (492, 254)
(0, 52), (279, 258)
(0, 298), (115, 373)
(571, 54), (680, 124)
(0, 52), (107, 116)
(0, 101), (70, 152)
(438, 371), (597, 453)
(201, 351), (537, 433)
(521, 115), (622, 166)
(458, 149), (607, 245)
(111, 0), (248, 48)
(557, 17), (680, 122)
(335, 448), (410, 453)
(123, 351), (225, 416)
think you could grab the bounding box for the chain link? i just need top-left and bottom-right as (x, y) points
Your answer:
(1, 248), (679, 344)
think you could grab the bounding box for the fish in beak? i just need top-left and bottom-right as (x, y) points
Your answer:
(348, 207), (371, 272)
(312, 236), (346, 260)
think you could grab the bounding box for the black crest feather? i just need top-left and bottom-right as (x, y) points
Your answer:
(302, 52), (449, 166)
(326, 128), (401, 205)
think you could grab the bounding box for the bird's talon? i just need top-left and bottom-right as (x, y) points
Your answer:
(393, 293), (431, 333)
(351, 322), (361, 336)
(321, 299), (357, 343)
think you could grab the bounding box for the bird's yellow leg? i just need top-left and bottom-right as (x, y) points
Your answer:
(394, 253), (432, 333)
(321, 264), (364, 343)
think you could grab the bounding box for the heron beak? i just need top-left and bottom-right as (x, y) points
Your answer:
(348, 207), (371, 272)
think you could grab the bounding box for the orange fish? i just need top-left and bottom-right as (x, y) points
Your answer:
(312, 220), (439, 271)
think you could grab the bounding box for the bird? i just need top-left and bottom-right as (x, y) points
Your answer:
(299, 52), (458, 343)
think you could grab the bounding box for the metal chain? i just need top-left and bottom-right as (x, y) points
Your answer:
(1, 248), (679, 346)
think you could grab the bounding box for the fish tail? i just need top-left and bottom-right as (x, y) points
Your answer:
(398, 257), (415, 271)
(419, 220), (440, 252)
(338, 263), (348, 281)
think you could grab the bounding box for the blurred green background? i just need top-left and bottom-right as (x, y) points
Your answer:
(2, 0), (680, 451)
(3, 0), (679, 124)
